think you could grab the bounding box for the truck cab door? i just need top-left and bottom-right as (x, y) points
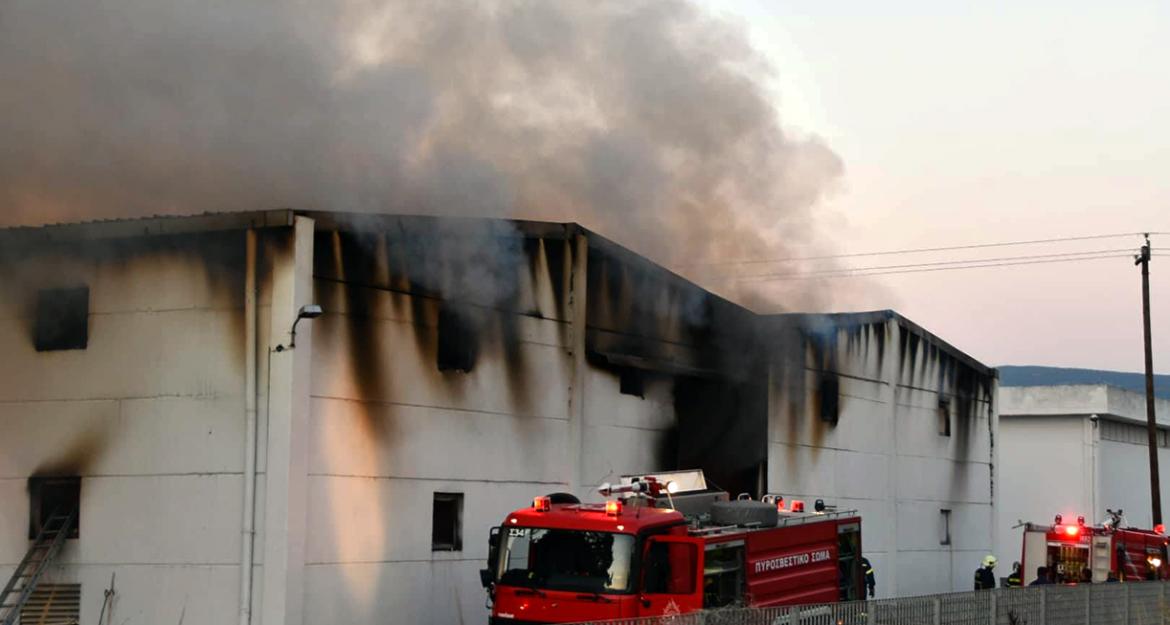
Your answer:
(638, 536), (703, 617)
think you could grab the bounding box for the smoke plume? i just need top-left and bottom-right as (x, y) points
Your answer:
(0, 0), (844, 309)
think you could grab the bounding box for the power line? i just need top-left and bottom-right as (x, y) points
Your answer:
(689, 231), (1165, 267)
(735, 248), (1133, 281)
(743, 253), (1132, 282)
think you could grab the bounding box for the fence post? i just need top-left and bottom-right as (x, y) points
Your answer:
(932, 596), (941, 625)
(988, 590), (997, 625)
(1124, 582), (1131, 624)
(1084, 582), (1090, 624)
(1038, 586), (1047, 625)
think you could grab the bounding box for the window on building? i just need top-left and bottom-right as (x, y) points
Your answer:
(619, 368), (645, 398)
(34, 287), (89, 351)
(432, 492), (464, 552)
(436, 307), (477, 372)
(28, 477), (80, 540)
(20, 583), (80, 625)
(819, 374), (840, 426)
(940, 509), (952, 546)
(938, 397), (952, 437)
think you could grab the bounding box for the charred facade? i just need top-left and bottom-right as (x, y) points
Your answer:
(0, 210), (996, 624)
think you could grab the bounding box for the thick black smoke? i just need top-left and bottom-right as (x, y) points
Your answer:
(0, 1), (843, 309)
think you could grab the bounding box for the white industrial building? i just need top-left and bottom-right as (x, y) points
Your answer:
(995, 384), (1170, 569)
(0, 210), (997, 625)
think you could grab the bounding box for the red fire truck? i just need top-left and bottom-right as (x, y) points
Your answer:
(480, 470), (864, 624)
(1019, 509), (1170, 584)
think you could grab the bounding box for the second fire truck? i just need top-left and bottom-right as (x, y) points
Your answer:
(1019, 509), (1170, 583)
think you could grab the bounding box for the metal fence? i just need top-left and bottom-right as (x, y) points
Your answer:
(565, 581), (1170, 625)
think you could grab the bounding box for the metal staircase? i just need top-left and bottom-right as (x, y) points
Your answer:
(0, 506), (78, 625)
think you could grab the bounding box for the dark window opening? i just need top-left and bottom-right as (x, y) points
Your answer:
(28, 477), (80, 540)
(940, 508), (952, 546)
(432, 492), (464, 551)
(819, 374), (840, 426)
(938, 396), (952, 437)
(437, 307), (477, 372)
(35, 287), (89, 352)
(619, 368), (645, 398)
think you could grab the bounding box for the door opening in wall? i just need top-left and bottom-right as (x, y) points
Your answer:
(437, 307), (477, 372)
(819, 375), (840, 426)
(28, 477), (80, 540)
(432, 492), (464, 552)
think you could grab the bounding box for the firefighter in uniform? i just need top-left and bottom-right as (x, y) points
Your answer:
(861, 557), (876, 598)
(1006, 561), (1022, 587)
(974, 555), (997, 590)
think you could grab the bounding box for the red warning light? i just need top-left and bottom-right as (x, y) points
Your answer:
(533, 496), (551, 512)
(791, 500), (806, 513)
(605, 500), (622, 517)
(1156, 524), (1166, 535)
(1064, 525), (1080, 538)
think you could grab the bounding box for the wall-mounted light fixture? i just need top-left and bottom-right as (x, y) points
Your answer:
(275, 304), (323, 352)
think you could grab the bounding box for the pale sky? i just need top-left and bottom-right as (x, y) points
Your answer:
(703, 0), (1170, 372)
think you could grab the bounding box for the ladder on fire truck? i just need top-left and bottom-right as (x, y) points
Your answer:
(0, 506), (78, 625)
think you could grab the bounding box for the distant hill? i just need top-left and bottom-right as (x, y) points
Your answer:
(998, 365), (1170, 399)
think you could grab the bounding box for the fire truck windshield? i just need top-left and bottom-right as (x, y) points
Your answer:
(498, 527), (635, 593)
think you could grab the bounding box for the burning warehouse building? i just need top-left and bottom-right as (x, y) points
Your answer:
(0, 210), (996, 624)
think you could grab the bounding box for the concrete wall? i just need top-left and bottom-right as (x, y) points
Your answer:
(302, 228), (682, 625)
(0, 232), (254, 625)
(767, 316), (996, 598)
(993, 415), (1090, 567)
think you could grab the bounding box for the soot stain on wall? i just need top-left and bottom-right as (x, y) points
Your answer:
(2, 231), (248, 362)
(313, 221), (574, 436)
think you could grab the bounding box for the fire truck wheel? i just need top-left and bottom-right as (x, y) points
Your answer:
(711, 500), (779, 527)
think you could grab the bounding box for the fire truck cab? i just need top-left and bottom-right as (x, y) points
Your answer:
(1020, 510), (1170, 584)
(481, 470), (864, 624)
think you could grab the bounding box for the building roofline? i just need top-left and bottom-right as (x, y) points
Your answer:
(768, 309), (996, 378)
(0, 210), (295, 244)
(1, 210), (988, 374)
(2, 208), (751, 318)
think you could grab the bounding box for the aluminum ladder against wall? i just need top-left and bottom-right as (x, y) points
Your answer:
(0, 506), (78, 625)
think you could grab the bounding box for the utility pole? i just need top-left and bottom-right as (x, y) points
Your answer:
(1136, 234), (1162, 526)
